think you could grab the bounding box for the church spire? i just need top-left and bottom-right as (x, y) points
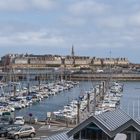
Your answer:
(71, 45), (74, 57)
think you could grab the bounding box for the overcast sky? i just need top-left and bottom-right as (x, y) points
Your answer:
(0, 0), (140, 63)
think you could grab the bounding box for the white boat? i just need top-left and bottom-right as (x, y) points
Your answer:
(102, 100), (116, 108)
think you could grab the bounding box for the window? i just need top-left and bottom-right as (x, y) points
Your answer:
(25, 127), (32, 131)
(20, 128), (26, 132)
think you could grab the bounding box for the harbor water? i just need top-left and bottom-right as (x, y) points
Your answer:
(14, 81), (140, 121)
(120, 81), (140, 118)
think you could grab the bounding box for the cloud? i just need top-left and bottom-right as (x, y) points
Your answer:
(31, 0), (57, 10)
(68, 0), (110, 16)
(0, 0), (29, 11)
(128, 12), (140, 26)
(96, 17), (127, 29)
(0, 0), (57, 11)
(0, 0), (140, 62)
(0, 31), (65, 47)
(120, 35), (135, 42)
(0, 21), (39, 36)
(61, 16), (86, 27)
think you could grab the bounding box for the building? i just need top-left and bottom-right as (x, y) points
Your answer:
(116, 58), (129, 66)
(65, 56), (75, 67)
(92, 58), (102, 66)
(0, 53), (130, 70)
(74, 56), (91, 68)
(45, 109), (140, 140)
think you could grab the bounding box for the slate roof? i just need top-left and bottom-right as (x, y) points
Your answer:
(67, 109), (140, 138)
(45, 131), (73, 140)
(45, 109), (140, 140)
(134, 117), (140, 125)
(94, 109), (131, 131)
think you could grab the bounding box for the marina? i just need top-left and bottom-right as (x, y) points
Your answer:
(0, 80), (136, 120)
(0, 48), (139, 139)
(1, 0), (140, 139)
(0, 80), (80, 121)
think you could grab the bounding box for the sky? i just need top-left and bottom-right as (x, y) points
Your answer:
(0, 0), (140, 63)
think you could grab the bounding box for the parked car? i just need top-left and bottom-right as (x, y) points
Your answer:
(0, 124), (7, 137)
(7, 125), (36, 139)
(14, 116), (25, 125)
(0, 124), (21, 137)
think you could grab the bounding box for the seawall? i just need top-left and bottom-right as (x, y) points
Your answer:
(70, 73), (140, 81)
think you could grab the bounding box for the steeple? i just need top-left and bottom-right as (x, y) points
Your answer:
(71, 45), (75, 66)
(71, 45), (74, 57)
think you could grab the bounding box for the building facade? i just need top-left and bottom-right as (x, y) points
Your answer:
(1, 54), (130, 70)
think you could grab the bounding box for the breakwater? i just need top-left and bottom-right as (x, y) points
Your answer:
(71, 73), (140, 81)
(1, 71), (140, 81)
